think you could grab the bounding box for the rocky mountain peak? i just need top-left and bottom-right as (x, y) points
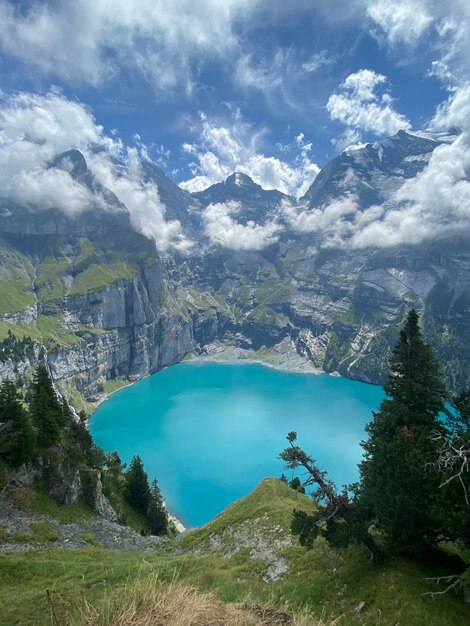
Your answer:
(225, 172), (257, 188)
(300, 129), (451, 209)
(49, 149), (88, 180)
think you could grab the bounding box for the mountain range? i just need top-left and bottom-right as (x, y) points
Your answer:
(0, 130), (468, 405)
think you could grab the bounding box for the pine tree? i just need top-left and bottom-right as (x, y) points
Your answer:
(67, 403), (93, 453)
(29, 365), (63, 448)
(147, 478), (168, 535)
(125, 455), (151, 516)
(0, 380), (35, 467)
(359, 309), (448, 554)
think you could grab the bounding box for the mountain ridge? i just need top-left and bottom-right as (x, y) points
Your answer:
(0, 129), (468, 406)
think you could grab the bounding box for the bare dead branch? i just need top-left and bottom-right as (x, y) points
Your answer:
(422, 573), (466, 598)
(430, 430), (470, 505)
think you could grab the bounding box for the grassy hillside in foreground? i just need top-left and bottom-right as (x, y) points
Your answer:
(1, 479), (470, 626)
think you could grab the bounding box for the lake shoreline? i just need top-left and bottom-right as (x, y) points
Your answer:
(92, 337), (382, 412)
(182, 337), (327, 376)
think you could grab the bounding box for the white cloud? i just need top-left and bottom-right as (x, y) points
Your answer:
(327, 69), (411, 136)
(364, 0), (432, 45)
(235, 53), (283, 93)
(286, 84), (470, 250)
(179, 116), (319, 197)
(203, 201), (282, 250)
(0, 91), (108, 214)
(302, 50), (331, 73)
(366, 85), (470, 248)
(88, 148), (192, 252)
(283, 195), (360, 236)
(332, 128), (363, 153)
(429, 82), (470, 132)
(233, 46), (333, 115)
(0, 0), (254, 93)
(363, 1), (470, 85)
(0, 90), (191, 252)
(9, 168), (98, 216)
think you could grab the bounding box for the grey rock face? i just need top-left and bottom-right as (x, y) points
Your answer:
(6, 464), (42, 488)
(48, 468), (82, 505)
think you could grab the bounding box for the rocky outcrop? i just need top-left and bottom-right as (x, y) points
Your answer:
(6, 463), (43, 488)
(88, 470), (118, 522)
(48, 468), (82, 505)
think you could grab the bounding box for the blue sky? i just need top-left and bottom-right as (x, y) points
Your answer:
(1, 0), (467, 198)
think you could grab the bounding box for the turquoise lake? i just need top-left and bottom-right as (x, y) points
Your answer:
(90, 362), (384, 527)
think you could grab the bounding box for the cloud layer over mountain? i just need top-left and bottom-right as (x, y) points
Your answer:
(0, 91), (190, 251)
(0, 83), (468, 253)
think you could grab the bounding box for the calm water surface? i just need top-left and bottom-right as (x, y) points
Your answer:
(90, 363), (384, 527)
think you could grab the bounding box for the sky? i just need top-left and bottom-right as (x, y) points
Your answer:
(0, 0), (469, 252)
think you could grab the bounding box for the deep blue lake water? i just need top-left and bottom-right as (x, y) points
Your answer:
(90, 362), (384, 527)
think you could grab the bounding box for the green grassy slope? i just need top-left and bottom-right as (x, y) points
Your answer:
(0, 479), (469, 626)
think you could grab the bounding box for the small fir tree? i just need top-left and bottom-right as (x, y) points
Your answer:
(147, 478), (168, 535)
(125, 455), (151, 516)
(29, 365), (63, 448)
(0, 380), (35, 467)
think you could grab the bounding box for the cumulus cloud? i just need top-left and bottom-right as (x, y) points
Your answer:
(286, 131), (470, 249)
(370, 85), (470, 247)
(0, 0), (254, 93)
(203, 201), (282, 250)
(429, 82), (470, 132)
(283, 192), (436, 250)
(0, 90), (190, 251)
(327, 69), (411, 136)
(179, 116), (319, 197)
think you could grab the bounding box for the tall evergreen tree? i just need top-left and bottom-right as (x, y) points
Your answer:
(359, 309), (448, 554)
(0, 380), (35, 467)
(125, 455), (151, 516)
(147, 478), (168, 535)
(29, 364), (63, 448)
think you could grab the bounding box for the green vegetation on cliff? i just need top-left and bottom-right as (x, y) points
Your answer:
(0, 365), (168, 537)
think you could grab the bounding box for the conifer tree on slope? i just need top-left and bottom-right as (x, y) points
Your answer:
(147, 478), (168, 535)
(0, 380), (35, 467)
(125, 455), (151, 517)
(29, 365), (64, 448)
(359, 308), (447, 554)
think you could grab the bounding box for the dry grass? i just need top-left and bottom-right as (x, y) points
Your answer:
(68, 575), (340, 626)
